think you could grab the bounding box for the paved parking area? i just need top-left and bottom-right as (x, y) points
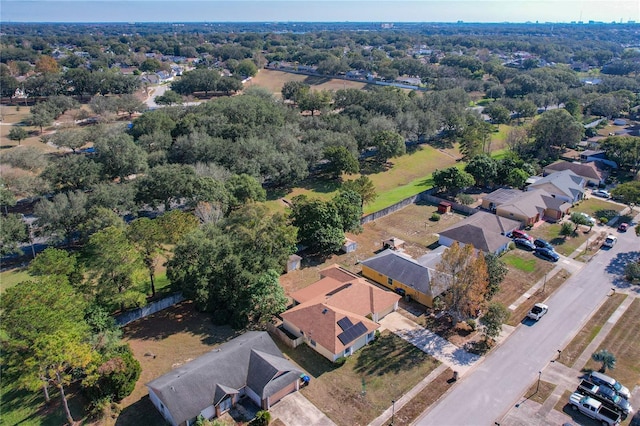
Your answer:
(269, 391), (336, 426)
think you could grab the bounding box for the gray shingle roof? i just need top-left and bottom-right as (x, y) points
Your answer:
(146, 331), (301, 425)
(528, 169), (585, 200)
(439, 224), (512, 253)
(360, 249), (435, 296)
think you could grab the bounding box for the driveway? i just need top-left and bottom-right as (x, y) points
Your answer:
(379, 312), (481, 376)
(269, 392), (336, 426)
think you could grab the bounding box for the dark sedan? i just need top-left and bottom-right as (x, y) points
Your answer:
(535, 247), (559, 262)
(514, 238), (536, 251)
(534, 238), (554, 251)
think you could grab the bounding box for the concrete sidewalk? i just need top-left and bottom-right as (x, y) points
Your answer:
(379, 312), (481, 376)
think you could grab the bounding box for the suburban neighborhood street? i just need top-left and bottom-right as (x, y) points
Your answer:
(415, 217), (640, 426)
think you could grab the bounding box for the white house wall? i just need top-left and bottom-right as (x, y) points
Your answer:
(148, 389), (178, 426)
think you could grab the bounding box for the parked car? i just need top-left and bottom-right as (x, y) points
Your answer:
(589, 372), (631, 400)
(578, 212), (596, 226)
(510, 229), (533, 242)
(592, 189), (611, 198)
(617, 223), (628, 232)
(534, 238), (555, 251)
(514, 238), (536, 251)
(603, 235), (617, 248)
(535, 247), (560, 262)
(596, 385), (633, 415)
(527, 303), (549, 321)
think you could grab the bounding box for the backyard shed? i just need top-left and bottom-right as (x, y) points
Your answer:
(438, 201), (452, 214)
(286, 254), (302, 272)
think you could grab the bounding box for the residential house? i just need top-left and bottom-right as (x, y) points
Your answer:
(543, 161), (607, 187)
(146, 332), (302, 426)
(486, 188), (571, 225)
(579, 150), (617, 169)
(360, 248), (446, 308)
(438, 211), (521, 254)
(280, 265), (399, 361)
(526, 169), (586, 204)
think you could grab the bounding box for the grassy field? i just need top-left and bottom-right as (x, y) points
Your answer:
(583, 298), (640, 391)
(0, 267), (31, 293)
(284, 331), (440, 426)
(248, 69), (368, 96)
(558, 293), (627, 368)
(0, 105), (57, 151)
(493, 250), (556, 308)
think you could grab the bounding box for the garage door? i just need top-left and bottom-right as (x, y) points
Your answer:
(266, 381), (297, 409)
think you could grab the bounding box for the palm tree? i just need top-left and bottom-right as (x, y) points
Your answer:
(591, 349), (616, 373)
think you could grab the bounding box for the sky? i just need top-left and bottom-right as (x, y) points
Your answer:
(1, 0), (639, 23)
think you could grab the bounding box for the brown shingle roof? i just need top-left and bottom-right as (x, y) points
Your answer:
(281, 304), (378, 354)
(544, 161), (604, 182)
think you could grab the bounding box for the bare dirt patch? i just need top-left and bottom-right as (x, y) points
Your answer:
(279, 203), (465, 295)
(248, 69), (367, 96)
(114, 301), (239, 426)
(493, 251), (556, 308)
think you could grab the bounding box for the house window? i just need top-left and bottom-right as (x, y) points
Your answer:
(310, 339), (316, 347)
(344, 346), (351, 356)
(387, 277), (393, 286)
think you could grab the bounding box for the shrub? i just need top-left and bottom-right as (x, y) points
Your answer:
(430, 212), (441, 221)
(466, 318), (477, 330)
(335, 356), (347, 366)
(599, 217), (609, 224)
(249, 410), (272, 426)
(457, 193), (474, 206)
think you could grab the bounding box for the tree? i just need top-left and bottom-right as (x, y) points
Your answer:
(0, 276), (91, 410)
(281, 81), (310, 105)
(465, 155), (497, 187)
(30, 108), (53, 134)
(433, 242), (489, 324)
(484, 253), (508, 300)
(86, 226), (147, 311)
(432, 167), (474, 195)
(7, 126), (28, 145)
(94, 132), (148, 181)
(323, 146), (359, 179)
(485, 103), (511, 124)
(35, 55), (60, 74)
(0, 213), (28, 256)
(290, 195), (345, 255)
(570, 212), (591, 233)
(560, 221), (574, 239)
(139, 58), (163, 72)
(341, 176), (377, 208)
(248, 270), (288, 325)
(136, 164), (197, 211)
(83, 344), (141, 403)
(591, 349), (616, 373)
(599, 136), (640, 174)
(28, 247), (83, 286)
(156, 209), (200, 244)
(225, 174), (266, 209)
(117, 93), (146, 118)
(236, 59), (258, 77)
(155, 90), (183, 106)
(42, 154), (102, 192)
(611, 181), (640, 209)
(298, 90), (332, 116)
(34, 190), (89, 245)
(624, 261), (640, 282)
(333, 190), (363, 233)
(529, 109), (584, 160)
(47, 128), (88, 153)
(373, 130), (406, 163)
(480, 302), (510, 340)
(127, 218), (165, 296)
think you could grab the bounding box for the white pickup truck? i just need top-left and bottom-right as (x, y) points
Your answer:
(569, 392), (621, 426)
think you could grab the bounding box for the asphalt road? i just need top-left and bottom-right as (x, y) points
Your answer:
(415, 219), (639, 426)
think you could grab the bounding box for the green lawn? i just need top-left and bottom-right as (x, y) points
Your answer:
(0, 268), (31, 293)
(502, 252), (537, 272)
(527, 222), (592, 257)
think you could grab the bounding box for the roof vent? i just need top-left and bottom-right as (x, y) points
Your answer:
(322, 308), (328, 314)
